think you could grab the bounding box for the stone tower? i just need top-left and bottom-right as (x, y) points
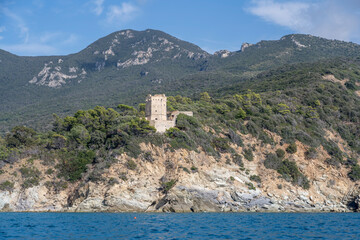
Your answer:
(145, 94), (167, 121)
(145, 94), (193, 133)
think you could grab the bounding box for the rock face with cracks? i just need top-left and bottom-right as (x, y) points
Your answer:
(0, 133), (359, 212)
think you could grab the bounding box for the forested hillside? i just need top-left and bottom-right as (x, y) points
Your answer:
(1, 51), (360, 211)
(1, 30), (360, 133)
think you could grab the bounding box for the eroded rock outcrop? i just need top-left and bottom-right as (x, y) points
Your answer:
(0, 130), (358, 212)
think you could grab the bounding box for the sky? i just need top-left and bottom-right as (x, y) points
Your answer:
(0, 0), (360, 56)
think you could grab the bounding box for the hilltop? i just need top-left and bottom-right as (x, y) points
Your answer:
(1, 29), (360, 133)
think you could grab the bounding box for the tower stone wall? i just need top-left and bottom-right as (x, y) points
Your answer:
(145, 94), (193, 133)
(145, 94), (167, 121)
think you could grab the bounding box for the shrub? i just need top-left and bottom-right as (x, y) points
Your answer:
(46, 168), (54, 175)
(119, 172), (127, 181)
(286, 142), (297, 154)
(117, 104), (137, 115)
(57, 150), (95, 182)
(250, 175), (261, 183)
(5, 126), (37, 148)
(143, 151), (154, 162)
(44, 180), (68, 192)
(323, 141), (343, 166)
(161, 179), (176, 193)
(211, 137), (231, 153)
(0, 181), (14, 191)
(69, 125), (90, 145)
(232, 154), (244, 167)
(126, 159), (137, 170)
(125, 140), (143, 158)
(276, 149), (285, 158)
(305, 147), (317, 159)
(277, 159), (310, 189)
(274, 103), (291, 115)
(235, 108), (247, 119)
(345, 158), (358, 166)
(47, 134), (67, 150)
(348, 165), (360, 181)
(191, 166), (198, 172)
(166, 128), (195, 150)
(264, 153), (282, 170)
(182, 167), (190, 173)
(19, 167), (40, 179)
(325, 157), (342, 167)
(243, 148), (254, 161)
(108, 177), (119, 186)
(89, 130), (106, 148)
(246, 182), (256, 190)
(21, 177), (40, 189)
(228, 129), (244, 147)
(176, 114), (200, 131)
(200, 92), (211, 102)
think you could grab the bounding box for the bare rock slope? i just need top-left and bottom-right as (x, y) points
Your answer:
(1, 130), (359, 212)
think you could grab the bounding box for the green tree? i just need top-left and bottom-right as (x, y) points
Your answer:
(5, 126), (37, 147)
(235, 108), (247, 119)
(69, 125), (90, 145)
(200, 92), (211, 102)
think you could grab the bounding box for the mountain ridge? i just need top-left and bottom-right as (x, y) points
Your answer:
(1, 29), (360, 133)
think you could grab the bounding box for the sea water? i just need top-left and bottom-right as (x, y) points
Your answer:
(0, 212), (359, 239)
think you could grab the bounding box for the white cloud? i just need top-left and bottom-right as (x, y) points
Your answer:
(248, 1), (311, 30)
(248, 0), (360, 42)
(62, 34), (78, 45)
(0, 43), (59, 56)
(39, 32), (78, 45)
(92, 0), (104, 15)
(106, 2), (139, 23)
(1, 8), (29, 43)
(0, 36), (3, 40)
(40, 32), (62, 43)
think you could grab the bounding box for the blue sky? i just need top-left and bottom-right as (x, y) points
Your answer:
(0, 0), (359, 56)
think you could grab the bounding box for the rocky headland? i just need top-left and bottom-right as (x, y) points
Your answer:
(1, 131), (359, 213)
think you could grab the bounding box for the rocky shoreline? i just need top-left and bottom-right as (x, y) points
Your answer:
(1, 138), (359, 213)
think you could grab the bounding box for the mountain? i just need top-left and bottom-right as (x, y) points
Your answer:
(0, 58), (359, 212)
(0, 30), (359, 212)
(1, 29), (360, 133)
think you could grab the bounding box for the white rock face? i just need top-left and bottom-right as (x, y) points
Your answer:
(291, 36), (308, 48)
(69, 67), (77, 73)
(0, 136), (356, 213)
(117, 47), (153, 68)
(241, 43), (253, 52)
(214, 50), (231, 58)
(119, 30), (134, 39)
(29, 62), (86, 88)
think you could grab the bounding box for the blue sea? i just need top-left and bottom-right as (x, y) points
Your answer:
(0, 213), (359, 239)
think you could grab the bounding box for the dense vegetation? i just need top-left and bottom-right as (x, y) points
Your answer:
(0, 56), (359, 191)
(1, 31), (359, 193)
(1, 30), (360, 133)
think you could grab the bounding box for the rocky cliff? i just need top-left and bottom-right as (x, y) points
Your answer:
(1, 130), (359, 213)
